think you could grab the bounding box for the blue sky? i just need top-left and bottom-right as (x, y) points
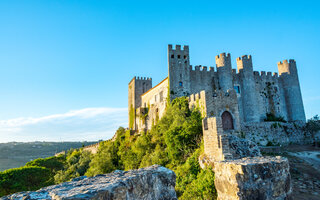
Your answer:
(0, 0), (319, 142)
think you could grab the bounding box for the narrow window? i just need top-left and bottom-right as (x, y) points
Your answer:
(142, 82), (145, 93)
(171, 54), (174, 58)
(234, 85), (240, 94)
(184, 55), (187, 59)
(155, 95), (157, 102)
(179, 81), (183, 87)
(160, 91), (163, 102)
(177, 55), (181, 59)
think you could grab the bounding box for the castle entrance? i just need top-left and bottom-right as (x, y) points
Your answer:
(221, 111), (234, 130)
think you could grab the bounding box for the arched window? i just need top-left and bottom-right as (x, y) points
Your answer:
(179, 81), (183, 87)
(221, 111), (234, 130)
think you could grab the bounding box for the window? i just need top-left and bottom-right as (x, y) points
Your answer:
(160, 91), (163, 102)
(177, 55), (181, 59)
(179, 81), (183, 87)
(171, 54), (174, 58)
(155, 95), (157, 102)
(234, 85), (240, 94)
(184, 55), (187, 59)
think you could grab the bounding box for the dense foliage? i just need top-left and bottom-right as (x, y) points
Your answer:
(0, 97), (217, 199)
(0, 166), (52, 196)
(305, 115), (320, 147)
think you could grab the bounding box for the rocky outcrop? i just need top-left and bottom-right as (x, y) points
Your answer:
(214, 156), (292, 200)
(3, 165), (177, 200)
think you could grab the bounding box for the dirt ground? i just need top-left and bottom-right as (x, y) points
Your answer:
(261, 145), (320, 200)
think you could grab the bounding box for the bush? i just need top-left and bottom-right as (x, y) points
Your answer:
(54, 149), (92, 183)
(264, 113), (286, 122)
(26, 155), (65, 173)
(0, 166), (52, 196)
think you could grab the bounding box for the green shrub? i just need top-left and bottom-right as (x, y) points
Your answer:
(26, 155), (65, 173)
(0, 166), (52, 196)
(264, 113), (286, 122)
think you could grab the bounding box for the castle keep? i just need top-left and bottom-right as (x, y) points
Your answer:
(128, 45), (305, 132)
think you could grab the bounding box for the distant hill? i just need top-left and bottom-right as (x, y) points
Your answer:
(0, 141), (97, 171)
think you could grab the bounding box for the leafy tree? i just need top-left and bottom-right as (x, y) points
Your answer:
(54, 149), (92, 183)
(305, 115), (320, 147)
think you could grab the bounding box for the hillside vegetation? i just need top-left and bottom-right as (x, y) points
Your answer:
(0, 97), (217, 199)
(0, 141), (97, 171)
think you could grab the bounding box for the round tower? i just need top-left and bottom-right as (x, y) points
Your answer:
(215, 53), (233, 92)
(236, 55), (260, 122)
(278, 59), (306, 122)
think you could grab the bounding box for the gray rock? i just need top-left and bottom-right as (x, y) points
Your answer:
(214, 156), (292, 200)
(2, 165), (177, 200)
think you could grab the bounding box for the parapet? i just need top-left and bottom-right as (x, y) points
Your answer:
(236, 55), (252, 61)
(135, 76), (152, 81)
(215, 52), (232, 69)
(215, 52), (231, 60)
(278, 59), (297, 76)
(129, 76), (152, 84)
(168, 44), (189, 51)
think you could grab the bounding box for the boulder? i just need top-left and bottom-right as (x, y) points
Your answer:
(214, 156), (292, 200)
(2, 165), (177, 200)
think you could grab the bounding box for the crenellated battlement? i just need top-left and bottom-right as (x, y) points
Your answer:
(168, 44), (189, 51)
(190, 65), (215, 72)
(236, 55), (252, 61)
(136, 76), (152, 81)
(215, 52), (231, 60)
(252, 70), (279, 80)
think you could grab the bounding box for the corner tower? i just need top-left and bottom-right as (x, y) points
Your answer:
(128, 77), (152, 130)
(168, 44), (191, 100)
(278, 60), (305, 122)
(237, 55), (260, 122)
(216, 53), (233, 92)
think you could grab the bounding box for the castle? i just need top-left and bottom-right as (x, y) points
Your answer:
(128, 44), (305, 132)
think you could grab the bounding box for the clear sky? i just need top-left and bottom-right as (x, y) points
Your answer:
(0, 0), (319, 142)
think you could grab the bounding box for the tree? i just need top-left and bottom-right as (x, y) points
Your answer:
(305, 115), (320, 147)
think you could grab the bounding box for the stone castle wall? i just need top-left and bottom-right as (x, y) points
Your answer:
(137, 78), (169, 131)
(129, 44), (306, 132)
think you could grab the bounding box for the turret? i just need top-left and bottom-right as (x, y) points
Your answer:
(278, 59), (306, 122)
(216, 53), (233, 92)
(168, 44), (191, 100)
(128, 76), (152, 130)
(236, 55), (259, 122)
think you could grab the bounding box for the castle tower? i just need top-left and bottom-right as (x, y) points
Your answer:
(237, 55), (260, 122)
(202, 117), (232, 162)
(128, 77), (152, 130)
(168, 44), (191, 100)
(278, 60), (306, 122)
(216, 53), (233, 92)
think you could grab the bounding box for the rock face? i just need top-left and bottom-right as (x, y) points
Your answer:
(2, 165), (177, 200)
(214, 156), (292, 200)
